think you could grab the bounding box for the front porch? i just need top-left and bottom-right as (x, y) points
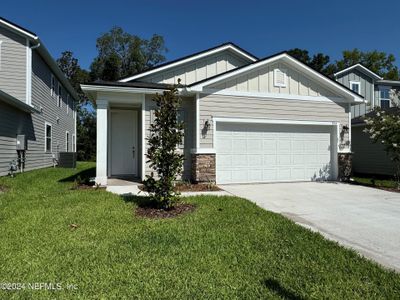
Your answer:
(95, 92), (146, 186)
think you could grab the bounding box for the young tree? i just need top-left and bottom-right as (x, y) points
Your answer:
(364, 91), (400, 186)
(143, 83), (184, 209)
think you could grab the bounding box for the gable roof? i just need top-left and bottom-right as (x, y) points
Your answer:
(334, 63), (383, 81)
(187, 52), (364, 103)
(118, 42), (258, 83)
(0, 17), (79, 101)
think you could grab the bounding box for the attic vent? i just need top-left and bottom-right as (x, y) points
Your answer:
(274, 68), (287, 87)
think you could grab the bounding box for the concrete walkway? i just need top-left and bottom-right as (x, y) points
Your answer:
(222, 182), (400, 272)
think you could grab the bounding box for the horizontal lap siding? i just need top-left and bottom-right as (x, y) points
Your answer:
(0, 27), (26, 101)
(199, 94), (349, 148)
(352, 126), (396, 176)
(24, 51), (75, 172)
(144, 95), (195, 180)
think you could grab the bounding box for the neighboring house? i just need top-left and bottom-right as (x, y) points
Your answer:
(334, 64), (400, 176)
(82, 43), (364, 185)
(0, 17), (78, 176)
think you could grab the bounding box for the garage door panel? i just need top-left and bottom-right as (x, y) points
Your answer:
(216, 122), (334, 184)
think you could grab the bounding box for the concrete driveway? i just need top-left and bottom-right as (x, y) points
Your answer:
(222, 182), (400, 271)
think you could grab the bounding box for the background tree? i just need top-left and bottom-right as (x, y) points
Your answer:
(287, 48), (334, 75)
(336, 49), (399, 80)
(90, 27), (167, 81)
(143, 83), (184, 209)
(57, 51), (96, 161)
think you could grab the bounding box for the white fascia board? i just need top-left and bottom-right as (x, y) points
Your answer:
(189, 54), (365, 104)
(0, 19), (38, 40)
(190, 148), (216, 154)
(202, 89), (351, 103)
(334, 64), (383, 80)
(118, 44), (257, 82)
(81, 84), (167, 95)
(212, 117), (338, 126)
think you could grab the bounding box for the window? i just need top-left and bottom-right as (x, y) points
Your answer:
(379, 87), (391, 109)
(45, 123), (52, 152)
(350, 81), (360, 94)
(66, 94), (69, 114)
(274, 68), (287, 87)
(58, 83), (62, 107)
(72, 134), (76, 152)
(66, 131), (70, 152)
(50, 75), (55, 97)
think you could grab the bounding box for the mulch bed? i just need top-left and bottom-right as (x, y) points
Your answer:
(135, 203), (196, 219)
(138, 183), (221, 192)
(349, 181), (400, 193)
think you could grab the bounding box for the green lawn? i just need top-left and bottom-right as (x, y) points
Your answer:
(0, 163), (399, 299)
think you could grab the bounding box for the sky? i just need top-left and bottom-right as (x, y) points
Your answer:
(2, 0), (400, 70)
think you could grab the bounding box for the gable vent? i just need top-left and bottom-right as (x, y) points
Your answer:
(274, 68), (287, 87)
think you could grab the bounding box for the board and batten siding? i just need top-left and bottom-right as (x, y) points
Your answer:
(139, 51), (249, 85)
(209, 62), (338, 98)
(352, 126), (396, 176)
(0, 26), (26, 101)
(199, 94), (349, 149)
(144, 95), (195, 180)
(335, 69), (374, 118)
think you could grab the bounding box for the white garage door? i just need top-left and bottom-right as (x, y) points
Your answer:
(216, 123), (334, 184)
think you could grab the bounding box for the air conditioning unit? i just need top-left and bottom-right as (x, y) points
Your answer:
(58, 152), (77, 168)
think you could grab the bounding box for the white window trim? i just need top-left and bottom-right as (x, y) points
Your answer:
(50, 74), (55, 97)
(44, 122), (52, 153)
(66, 94), (69, 114)
(379, 86), (391, 108)
(58, 83), (62, 107)
(274, 68), (287, 87)
(65, 131), (70, 152)
(349, 81), (360, 94)
(72, 134), (76, 152)
(0, 40), (3, 71)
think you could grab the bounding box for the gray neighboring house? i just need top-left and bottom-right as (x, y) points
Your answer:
(334, 64), (400, 176)
(0, 17), (78, 176)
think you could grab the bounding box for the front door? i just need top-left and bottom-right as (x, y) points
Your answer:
(110, 110), (138, 176)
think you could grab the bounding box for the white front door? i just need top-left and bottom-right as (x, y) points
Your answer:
(216, 123), (333, 184)
(110, 110), (138, 176)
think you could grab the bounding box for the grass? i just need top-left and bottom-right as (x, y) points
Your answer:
(0, 163), (399, 299)
(352, 176), (399, 190)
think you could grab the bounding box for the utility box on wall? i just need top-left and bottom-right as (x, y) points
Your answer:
(16, 135), (27, 150)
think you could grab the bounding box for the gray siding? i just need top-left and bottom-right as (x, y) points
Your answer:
(0, 49), (76, 176)
(335, 69), (374, 118)
(144, 95), (195, 180)
(0, 26), (26, 101)
(352, 126), (396, 176)
(199, 94), (349, 149)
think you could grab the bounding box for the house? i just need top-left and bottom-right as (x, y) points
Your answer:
(0, 17), (78, 176)
(334, 64), (400, 176)
(81, 43), (364, 185)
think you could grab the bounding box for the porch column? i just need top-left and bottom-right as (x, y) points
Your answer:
(96, 100), (109, 185)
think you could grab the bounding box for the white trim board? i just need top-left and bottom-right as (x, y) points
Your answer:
(81, 84), (167, 95)
(118, 44), (257, 82)
(334, 64), (383, 80)
(212, 117), (338, 126)
(0, 18), (38, 40)
(201, 89), (348, 103)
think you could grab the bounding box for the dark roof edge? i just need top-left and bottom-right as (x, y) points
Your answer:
(118, 42), (258, 82)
